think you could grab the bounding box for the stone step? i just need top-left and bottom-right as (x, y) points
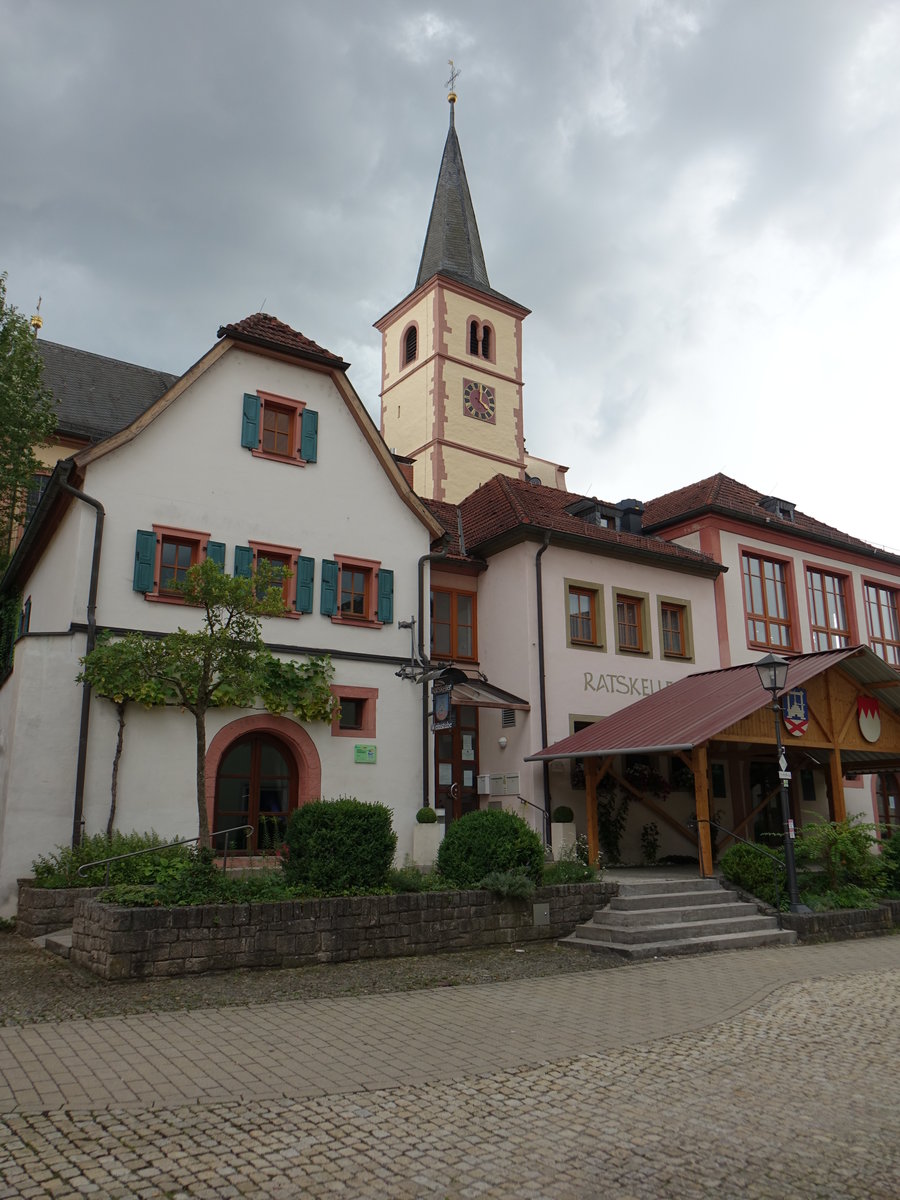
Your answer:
(608, 888), (738, 912)
(588, 901), (759, 928)
(572, 913), (779, 945)
(40, 929), (73, 959)
(611, 878), (723, 897)
(559, 926), (798, 960)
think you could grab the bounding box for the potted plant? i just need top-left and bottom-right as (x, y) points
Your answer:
(550, 804), (577, 860)
(412, 805), (442, 868)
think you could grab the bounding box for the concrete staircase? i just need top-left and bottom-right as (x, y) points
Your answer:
(559, 877), (796, 961)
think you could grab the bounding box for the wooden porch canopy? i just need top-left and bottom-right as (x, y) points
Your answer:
(526, 647), (900, 876)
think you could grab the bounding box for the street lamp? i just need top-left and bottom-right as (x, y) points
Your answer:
(754, 653), (810, 913)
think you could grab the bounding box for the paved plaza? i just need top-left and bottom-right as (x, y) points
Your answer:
(1, 937), (898, 1198)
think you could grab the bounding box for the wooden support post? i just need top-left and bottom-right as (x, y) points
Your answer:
(585, 757), (600, 867)
(692, 743), (714, 878)
(829, 747), (847, 823)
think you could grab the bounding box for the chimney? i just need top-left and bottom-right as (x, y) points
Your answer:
(617, 499), (644, 535)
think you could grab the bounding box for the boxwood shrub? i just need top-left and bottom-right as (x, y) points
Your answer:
(282, 797), (397, 894)
(436, 809), (545, 888)
(718, 841), (785, 907)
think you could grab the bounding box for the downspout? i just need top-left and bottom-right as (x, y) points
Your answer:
(417, 536), (451, 808)
(59, 478), (105, 848)
(535, 532), (552, 841)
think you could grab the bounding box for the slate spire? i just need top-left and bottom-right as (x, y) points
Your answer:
(415, 96), (491, 293)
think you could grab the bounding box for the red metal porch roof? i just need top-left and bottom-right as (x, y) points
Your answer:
(526, 647), (900, 761)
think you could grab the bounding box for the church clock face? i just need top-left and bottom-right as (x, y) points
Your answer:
(463, 378), (496, 422)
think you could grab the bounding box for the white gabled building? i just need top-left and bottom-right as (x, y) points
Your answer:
(0, 314), (442, 915)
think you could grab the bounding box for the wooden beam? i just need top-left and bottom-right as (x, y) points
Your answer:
(692, 743), (714, 878)
(629, 790), (698, 850)
(584, 757), (609, 867)
(825, 671), (847, 822)
(732, 786), (781, 840)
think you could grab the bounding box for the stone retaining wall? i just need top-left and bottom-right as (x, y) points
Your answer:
(16, 881), (104, 940)
(782, 905), (894, 942)
(70, 882), (617, 980)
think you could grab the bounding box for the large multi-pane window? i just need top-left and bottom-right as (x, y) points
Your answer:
(616, 595), (643, 651)
(807, 570), (850, 650)
(159, 535), (198, 594)
(569, 587), (596, 645)
(865, 583), (900, 665)
(431, 588), (476, 660)
(742, 553), (793, 649)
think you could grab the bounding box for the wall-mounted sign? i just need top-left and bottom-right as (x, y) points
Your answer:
(354, 744), (377, 764)
(782, 688), (809, 737)
(858, 697), (881, 743)
(432, 681), (455, 731)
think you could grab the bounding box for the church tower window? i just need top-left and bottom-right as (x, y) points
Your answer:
(403, 324), (418, 366)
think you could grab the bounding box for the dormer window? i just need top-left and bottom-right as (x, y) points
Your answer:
(402, 323), (418, 366)
(565, 497), (619, 529)
(760, 496), (795, 522)
(467, 319), (494, 360)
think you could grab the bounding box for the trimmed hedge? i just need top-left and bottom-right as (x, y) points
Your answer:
(719, 841), (785, 907)
(436, 809), (545, 888)
(282, 797), (397, 894)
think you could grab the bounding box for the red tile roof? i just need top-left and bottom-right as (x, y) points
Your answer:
(644, 472), (899, 562)
(424, 476), (721, 574)
(217, 314), (349, 369)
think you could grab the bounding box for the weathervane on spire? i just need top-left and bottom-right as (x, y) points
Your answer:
(445, 59), (460, 104)
(30, 296), (43, 337)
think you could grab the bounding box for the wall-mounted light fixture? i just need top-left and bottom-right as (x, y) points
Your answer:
(498, 736), (508, 749)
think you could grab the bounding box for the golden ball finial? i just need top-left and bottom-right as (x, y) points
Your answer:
(448, 91), (457, 104)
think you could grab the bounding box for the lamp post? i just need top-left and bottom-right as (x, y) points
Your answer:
(754, 653), (809, 913)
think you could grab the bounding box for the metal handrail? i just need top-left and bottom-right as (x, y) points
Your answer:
(76, 824), (254, 886)
(699, 817), (787, 919)
(517, 795), (551, 843)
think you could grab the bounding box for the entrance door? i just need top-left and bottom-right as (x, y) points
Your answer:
(435, 705), (479, 821)
(213, 733), (296, 853)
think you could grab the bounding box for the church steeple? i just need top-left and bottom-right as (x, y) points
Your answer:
(415, 95), (491, 293)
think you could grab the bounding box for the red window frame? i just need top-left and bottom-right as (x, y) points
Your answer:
(248, 540), (302, 614)
(430, 587), (477, 660)
(740, 548), (797, 651)
(146, 525), (210, 604)
(864, 581), (900, 666)
(252, 391), (307, 465)
(333, 555), (381, 627)
(330, 685), (378, 738)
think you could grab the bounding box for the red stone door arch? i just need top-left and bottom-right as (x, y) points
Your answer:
(205, 715), (322, 854)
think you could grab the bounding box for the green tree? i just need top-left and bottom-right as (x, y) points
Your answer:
(76, 632), (168, 838)
(79, 558), (337, 847)
(0, 273), (56, 568)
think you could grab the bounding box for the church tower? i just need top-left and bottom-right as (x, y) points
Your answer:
(376, 92), (530, 503)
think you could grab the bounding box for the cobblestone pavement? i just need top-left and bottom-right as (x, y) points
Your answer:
(1, 938), (898, 1198)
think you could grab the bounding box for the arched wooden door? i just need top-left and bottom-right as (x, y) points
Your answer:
(213, 732), (297, 853)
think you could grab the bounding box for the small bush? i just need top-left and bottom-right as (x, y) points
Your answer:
(386, 864), (446, 893)
(282, 797), (397, 894)
(478, 870), (536, 902)
(880, 830), (900, 895)
(437, 809), (545, 888)
(551, 805), (574, 823)
(794, 816), (885, 895)
(800, 885), (881, 912)
(416, 806), (438, 824)
(542, 858), (596, 885)
(719, 841), (785, 907)
(32, 831), (192, 888)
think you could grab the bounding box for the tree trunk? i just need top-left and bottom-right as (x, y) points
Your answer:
(195, 707), (210, 848)
(106, 701), (126, 840)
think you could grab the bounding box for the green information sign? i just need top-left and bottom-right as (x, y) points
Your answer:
(354, 744), (377, 764)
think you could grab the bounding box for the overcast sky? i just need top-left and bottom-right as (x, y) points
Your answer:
(2, 0), (899, 550)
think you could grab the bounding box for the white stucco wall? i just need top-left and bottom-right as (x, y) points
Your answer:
(0, 346), (434, 915)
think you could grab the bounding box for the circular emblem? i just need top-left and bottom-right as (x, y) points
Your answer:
(463, 379), (496, 421)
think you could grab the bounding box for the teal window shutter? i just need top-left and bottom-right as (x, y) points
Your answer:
(300, 408), (318, 463)
(234, 546), (253, 578)
(296, 556), (315, 613)
(206, 541), (226, 571)
(133, 529), (156, 592)
(377, 568), (394, 624)
(320, 559), (338, 616)
(241, 394), (260, 448)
